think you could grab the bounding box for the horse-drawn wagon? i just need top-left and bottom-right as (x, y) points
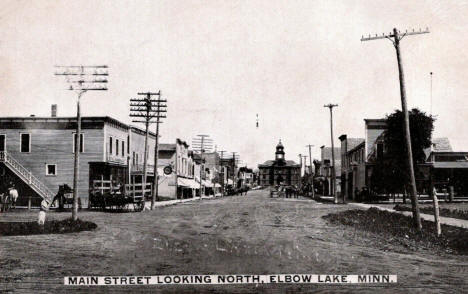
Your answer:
(89, 177), (151, 212)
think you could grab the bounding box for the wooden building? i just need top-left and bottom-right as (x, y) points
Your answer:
(157, 139), (199, 199)
(0, 114), (156, 208)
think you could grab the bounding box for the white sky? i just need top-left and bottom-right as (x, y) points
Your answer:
(1, 0), (468, 168)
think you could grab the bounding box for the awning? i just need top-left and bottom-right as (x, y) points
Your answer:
(178, 178), (199, 189)
(433, 162), (468, 169)
(203, 180), (213, 188)
(177, 178), (190, 187)
(214, 183), (221, 188)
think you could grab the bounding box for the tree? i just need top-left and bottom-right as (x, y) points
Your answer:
(385, 108), (434, 168)
(370, 108), (434, 228)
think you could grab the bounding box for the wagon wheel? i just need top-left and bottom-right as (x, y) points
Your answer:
(101, 197), (107, 211)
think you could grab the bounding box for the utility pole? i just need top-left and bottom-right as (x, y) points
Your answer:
(218, 150), (226, 196)
(130, 91), (166, 210)
(306, 144), (315, 197)
(324, 103), (338, 204)
(430, 72), (433, 116)
(232, 152), (239, 188)
(298, 154), (302, 173)
(152, 92), (166, 209)
(192, 135), (212, 200)
(301, 154), (308, 188)
(55, 65), (108, 222)
(361, 27), (429, 231)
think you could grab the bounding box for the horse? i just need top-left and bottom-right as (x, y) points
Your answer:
(9, 188), (18, 209)
(0, 192), (11, 212)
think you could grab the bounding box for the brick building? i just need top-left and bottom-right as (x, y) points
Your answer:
(258, 140), (301, 187)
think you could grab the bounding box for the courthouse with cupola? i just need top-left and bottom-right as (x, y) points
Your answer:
(258, 140), (301, 187)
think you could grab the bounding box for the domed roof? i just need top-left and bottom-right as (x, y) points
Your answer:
(276, 139), (283, 148)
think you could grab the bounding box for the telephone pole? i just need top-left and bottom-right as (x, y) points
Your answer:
(324, 103), (338, 204)
(218, 150), (226, 196)
(361, 27), (429, 231)
(430, 72), (433, 116)
(231, 152), (239, 188)
(298, 153), (302, 173)
(130, 91), (166, 210)
(192, 135), (213, 200)
(306, 144), (315, 197)
(55, 65), (108, 221)
(301, 154), (308, 190)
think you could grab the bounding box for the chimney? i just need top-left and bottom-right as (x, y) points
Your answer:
(51, 104), (57, 117)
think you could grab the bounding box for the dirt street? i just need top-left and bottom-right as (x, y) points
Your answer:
(1, 189), (467, 293)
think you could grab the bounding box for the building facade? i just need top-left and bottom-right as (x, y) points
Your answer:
(0, 115), (157, 208)
(158, 139), (198, 199)
(339, 118), (468, 200)
(319, 146), (341, 196)
(258, 140), (301, 187)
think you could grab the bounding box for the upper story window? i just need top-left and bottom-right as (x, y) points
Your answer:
(127, 135), (130, 153)
(20, 133), (30, 153)
(73, 133), (84, 153)
(116, 139), (119, 156)
(109, 137), (113, 154)
(122, 141), (125, 157)
(46, 164), (57, 176)
(0, 134), (5, 152)
(377, 143), (384, 161)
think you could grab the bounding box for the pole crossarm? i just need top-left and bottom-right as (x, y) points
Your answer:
(55, 65), (108, 68)
(138, 92), (161, 96)
(131, 120), (164, 124)
(361, 28), (429, 44)
(130, 99), (166, 102)
(56, 65), (109, 93)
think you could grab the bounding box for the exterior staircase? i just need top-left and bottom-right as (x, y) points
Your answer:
(0, 151), (55, 205)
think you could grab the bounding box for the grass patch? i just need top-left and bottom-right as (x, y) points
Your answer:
(394, 204), (468, 220)
(323, 208), (468, 255)
(0, 218), (97, 236)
